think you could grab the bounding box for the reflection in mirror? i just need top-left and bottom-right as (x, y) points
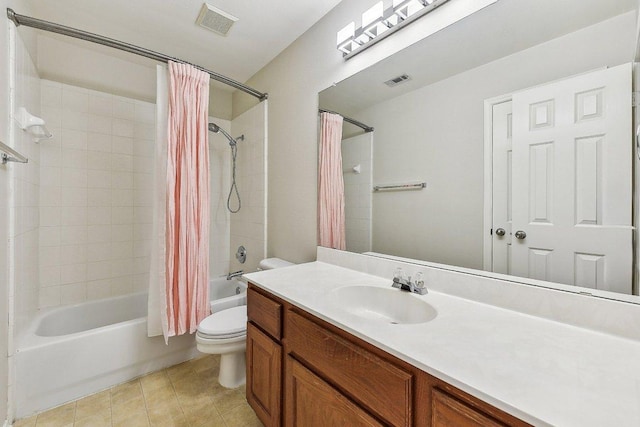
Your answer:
(318, 0), (639, 298)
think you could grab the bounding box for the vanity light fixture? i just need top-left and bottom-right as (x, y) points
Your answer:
(337, 22), (358, 55)
(336, 0), (498, 59)
(393, 0), (428, 21)
(362, 2), (389, 39)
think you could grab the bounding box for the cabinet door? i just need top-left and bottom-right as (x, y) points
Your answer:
(286, 310), (412, 426)
(246, 322), (281, 427)
(432, 389), (505, 427)
(285, 356), (384, 427)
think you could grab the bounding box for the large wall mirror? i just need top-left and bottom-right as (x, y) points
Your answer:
(318, 0), (640, 301)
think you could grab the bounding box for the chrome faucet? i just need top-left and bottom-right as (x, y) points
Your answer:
(391, 269), (427, 295)
(227, 270), (244, 280)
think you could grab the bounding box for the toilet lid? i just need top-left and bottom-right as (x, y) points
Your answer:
(197, 305), (247, 338)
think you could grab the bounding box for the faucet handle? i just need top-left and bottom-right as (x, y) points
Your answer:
(414, 272), (423, 286)
(413, 272), (427, 295)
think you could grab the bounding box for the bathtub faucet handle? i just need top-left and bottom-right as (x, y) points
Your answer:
(226, 270), (244, 280)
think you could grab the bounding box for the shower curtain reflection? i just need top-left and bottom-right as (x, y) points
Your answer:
(318, 112), (346, 250)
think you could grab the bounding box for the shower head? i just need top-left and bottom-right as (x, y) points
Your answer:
(208, 122), (238, 146)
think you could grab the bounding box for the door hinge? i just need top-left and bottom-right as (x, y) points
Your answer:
(633, 91), (640, 107)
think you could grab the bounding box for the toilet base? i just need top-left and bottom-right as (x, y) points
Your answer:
(218, 351), (246, 389)
(195, 332), (246, 389)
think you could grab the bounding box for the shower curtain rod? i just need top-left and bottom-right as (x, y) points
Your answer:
(6, 8), (268, 101)
(319, 109), (374, 133)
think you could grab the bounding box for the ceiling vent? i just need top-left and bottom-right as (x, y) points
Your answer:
(196, 3), (238, 36)
(384, 74), (412, 87)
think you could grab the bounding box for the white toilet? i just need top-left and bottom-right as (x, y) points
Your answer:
(196, 258), (294, 388)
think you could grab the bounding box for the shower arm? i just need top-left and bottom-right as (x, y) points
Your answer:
(217, 127), (236, 145)
(208, 123), (244, 145)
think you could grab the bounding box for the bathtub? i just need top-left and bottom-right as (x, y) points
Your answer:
(14, 277), (247, 418)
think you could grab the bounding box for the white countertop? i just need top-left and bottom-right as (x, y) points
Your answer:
(245, 261), (640, 427)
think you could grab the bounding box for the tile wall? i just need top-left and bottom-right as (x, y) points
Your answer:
(342, 132), (372, 253)
(38, 80), (155, 308)
(10, 28), (41, 338)
(228, 102), (267, 273)
(208, 118), (232, 278)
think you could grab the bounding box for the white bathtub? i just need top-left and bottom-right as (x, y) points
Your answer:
(210, 276), (247, 312)
(15, 277), (247, 418)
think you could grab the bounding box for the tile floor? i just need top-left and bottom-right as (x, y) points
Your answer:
(14, 355), (263, 427)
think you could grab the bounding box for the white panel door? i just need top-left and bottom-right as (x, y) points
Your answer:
(510, 63), (632, 294)
(491, 101), (513, 274)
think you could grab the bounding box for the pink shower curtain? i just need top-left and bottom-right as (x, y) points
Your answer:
(318, 112), (346, 250)
(165, 61), (210, 336)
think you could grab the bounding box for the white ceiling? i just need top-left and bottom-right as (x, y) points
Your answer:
(320, 0), (637, 116)
(27, 0), (343, 91)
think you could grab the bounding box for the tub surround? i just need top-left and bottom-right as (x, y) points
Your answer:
(244, 250), (640, 426)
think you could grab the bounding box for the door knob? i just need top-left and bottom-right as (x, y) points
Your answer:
(514, 230), (527, 240)
(495, 228), (506, 237)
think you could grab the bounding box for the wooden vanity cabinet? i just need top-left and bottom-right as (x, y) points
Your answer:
(246, 283), (530, 427)
(286, 309), (413, 426)
(246, 287), (283, 427)
(286, 356), (384, 426)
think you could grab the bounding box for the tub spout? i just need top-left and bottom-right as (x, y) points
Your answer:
(227, 270), (244, 280)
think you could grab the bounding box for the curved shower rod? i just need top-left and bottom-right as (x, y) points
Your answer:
(319, 109), (374, 133)
(6, 8), (268, 101)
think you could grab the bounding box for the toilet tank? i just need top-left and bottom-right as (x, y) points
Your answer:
(257, 258), (294, 270)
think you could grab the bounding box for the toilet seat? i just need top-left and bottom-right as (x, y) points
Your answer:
(197, 305), (247, 340)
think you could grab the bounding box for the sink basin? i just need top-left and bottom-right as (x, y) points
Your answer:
(326, 285), (437, 324)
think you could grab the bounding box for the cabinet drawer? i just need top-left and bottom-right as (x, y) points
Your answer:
(248, 286), (282, 341)
(432, 389), (505, 427)
(286, 356), (384, 427)
(286, 310), (412, 427)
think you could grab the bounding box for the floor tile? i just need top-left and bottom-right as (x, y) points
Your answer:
(112, 411), (150, 427)
(112, 395), (147, 423)
(222, 403), (263, 427)
(166, 361), (194, 382)
(35, 402), (75, 427)
(74, 390), (111, 420)
(14, 354), (263, 427)
(212, 388), (246, 415)
(111, 379), (143, 406)
(140, 370), (172, 393)
(13, 415), (37, 427)
(73, 412), (111, 427)
(183, 404), (225, 427)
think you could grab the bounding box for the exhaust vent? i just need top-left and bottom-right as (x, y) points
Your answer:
(196, 3), (238, 36)
(384, 74), (412, 87)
